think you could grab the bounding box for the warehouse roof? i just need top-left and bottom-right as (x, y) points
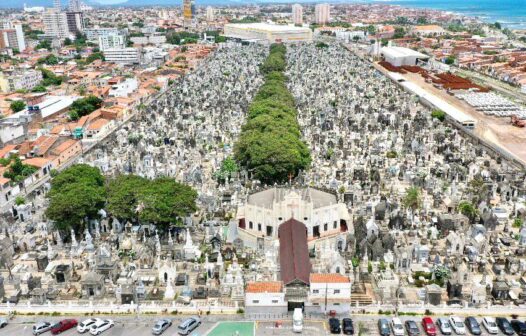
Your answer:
(381, 46), (429, 59)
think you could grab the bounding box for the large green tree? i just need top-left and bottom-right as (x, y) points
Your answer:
(234, 43), (311, 184)
(106, 174), (148, 222)
(137, 177), (198, 230)
(45, 164), (106, 233)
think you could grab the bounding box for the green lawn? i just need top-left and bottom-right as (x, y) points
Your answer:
(206, 321), (255, 336)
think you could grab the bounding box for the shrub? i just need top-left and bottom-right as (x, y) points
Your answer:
(431, 109), (446, 122)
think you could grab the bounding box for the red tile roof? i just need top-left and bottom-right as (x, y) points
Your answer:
(245, 281), (283, 293)
(310, 273), (350, 284)
(279, 218), (311, 285)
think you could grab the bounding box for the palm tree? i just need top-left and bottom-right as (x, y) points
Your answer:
(403, 186), (422, 225)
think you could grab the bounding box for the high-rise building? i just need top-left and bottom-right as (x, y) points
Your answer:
(53, 0), (61, 11)
(66, 11), (84, 34)
(183, 0), (193, 26)
(206, 6), (215, 22)
(43, 9), (70, 40)
(292, 4), (303, 25)
(0, 22), (26, 52)
(314, 3), (330, 25)
(68, 0), (81, 12)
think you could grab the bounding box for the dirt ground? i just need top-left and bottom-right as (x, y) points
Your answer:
(400, 71), (526, 166)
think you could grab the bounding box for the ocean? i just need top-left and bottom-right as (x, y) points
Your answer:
(370, 0), (526, 29)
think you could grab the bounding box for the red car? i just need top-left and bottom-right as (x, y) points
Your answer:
(51, 319), (78, 334)
(422, 317), (437, 336)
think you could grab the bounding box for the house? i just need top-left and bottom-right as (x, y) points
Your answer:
(306, 273), (352, 314)
(50, 139), (82, 167)
(85, 118), (112, 138)
(244, 281), (287, 315)
(412, 25), (446, 37)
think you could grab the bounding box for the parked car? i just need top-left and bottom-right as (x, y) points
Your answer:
(342, 318), (354, 335)
(481, 317), (499, 334)
(152, 318), (172, 335)
(449, 316), (466, 335)
(51, 319), (78, 334)
(391, 318), (405, 336)
(421, 317), (436, 336)
(436, 318), (452, 335)
(378, 318), (391, 336)
(465, 317), (481, 335)
(0, 317), (7, 328)
(77, 318), (102, 333)
(177, 317), (201, 335)
(89, 319), (114, 335)
(329, 318), (341, 334)
(511, 320), (526, 336)
(496, 317), (515, 335)
(405, 320), (420, 336)
(33, 321), (52, 335)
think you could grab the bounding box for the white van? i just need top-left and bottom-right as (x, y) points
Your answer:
(292, 308), (303, 333)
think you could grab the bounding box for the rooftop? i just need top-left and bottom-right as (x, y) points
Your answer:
(310, 273), (350, 283)
(245, 281), (283, 293)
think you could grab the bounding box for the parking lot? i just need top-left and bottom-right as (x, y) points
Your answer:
(0, 314), (521, 335)
(0, 316), (213, 336)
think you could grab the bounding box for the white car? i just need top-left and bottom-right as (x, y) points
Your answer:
(77, 318), (102, 333)
(89, 319), (114, 335)
(437, 317), (452, 335)
(449, 316), (466, 335)
(391, 317), (405, 336)
(482, 317), (499, 334)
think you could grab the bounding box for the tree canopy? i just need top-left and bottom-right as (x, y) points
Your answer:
(45, 164), (106, 233)
(68, 95), (103, 120)
(10, 100), (26, 112)
(106, 174), (198, 229)
(234, 44), (311, 184)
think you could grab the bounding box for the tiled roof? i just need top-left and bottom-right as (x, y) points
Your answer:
(279, 218), (311, 285)
(245, 281), (282, 293)
(310, 273), (350, 284)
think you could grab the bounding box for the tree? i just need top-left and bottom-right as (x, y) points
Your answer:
(69, 95), (103, 118)
(107, 174), (148, 222)
(45, 164), (106, 233)
(37, 54), (59, 65)
(431, 109), (446, 122)
(444, 56), (455, 65)
(64, 37), (72, 45)
(417, 17), (428, 25)
(3, 157), (37, 182)
(234, 43), (311, 184)
(467, 176), (488, 205)
(493, 22), (502, 30)
(458, 200), (478, 223)
(393, 27), (406, 39)
(214, 157), (238, 183)
(10, 100), (26, 113)
(35, 39), (52, 51)
(40, 68), (63, 86)
(31, 85), (47, 93)
(137, 177), (198, 230)
(366, 25), (376, 35)
(15, 196), (25, 206)
(403, 186), (422, 223)
(85, 52), (104, 64)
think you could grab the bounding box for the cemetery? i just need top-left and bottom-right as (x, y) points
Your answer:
(0, 40), (525, 318)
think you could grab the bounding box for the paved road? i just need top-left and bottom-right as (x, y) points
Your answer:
(0, 314), (519, 336)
